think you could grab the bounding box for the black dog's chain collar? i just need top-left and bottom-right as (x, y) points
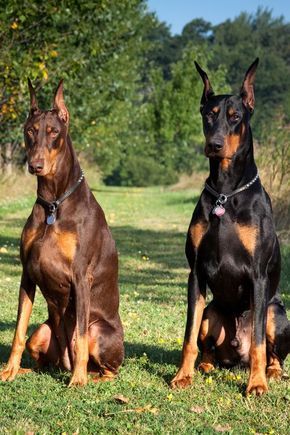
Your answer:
(204, 172), (259, 217)
(36, 169), (85, 225)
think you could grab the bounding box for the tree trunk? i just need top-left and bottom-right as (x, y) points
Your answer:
(1, 142), (13, 175)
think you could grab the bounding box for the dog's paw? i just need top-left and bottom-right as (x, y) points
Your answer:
(170, 370), (193, 389)
(266, 366), (282, 379)
(69, 370), (88, 387)
(246, 377), (268, 396)
(198, 362), (215, 373)
(0, 363), (20, 382)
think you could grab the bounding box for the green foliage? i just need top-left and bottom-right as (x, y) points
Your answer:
(0, 3), (289, 186)
(210, 8), (290, 137)
(257, 111), (290, 190)
(145, 46), (229, 176)
(0, 0), (149, 178)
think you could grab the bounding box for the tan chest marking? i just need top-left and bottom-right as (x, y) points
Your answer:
(190, 222), (208, 248)
(54, 231), (77, 262)
(235, 224), (258, 256)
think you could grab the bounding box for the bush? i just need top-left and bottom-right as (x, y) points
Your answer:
(104, 154), (178, 186)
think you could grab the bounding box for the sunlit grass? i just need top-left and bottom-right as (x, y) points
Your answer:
(0, 181), (289, 434)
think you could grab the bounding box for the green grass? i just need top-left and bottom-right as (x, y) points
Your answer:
(0, 182), (290, 434)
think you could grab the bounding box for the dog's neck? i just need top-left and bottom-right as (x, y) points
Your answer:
(37, 135), (81, 202)
(207, 126), (258, 193)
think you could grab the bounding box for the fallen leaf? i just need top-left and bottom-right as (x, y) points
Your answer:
(190, 406), (205, 414)
(213, 424), (232, 432)
(113, 394), (130, 404)
(104, 404), (158, 416)
(135, 404), (158, 414)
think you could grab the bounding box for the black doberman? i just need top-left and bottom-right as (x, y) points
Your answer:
(171, 59), (289, 395)
(1, 80), (124, 386)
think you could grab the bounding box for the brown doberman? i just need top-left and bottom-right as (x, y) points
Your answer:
(171, 59), (289, 395)
(198, 296), (290, 379)
(0, 80), (124, 386)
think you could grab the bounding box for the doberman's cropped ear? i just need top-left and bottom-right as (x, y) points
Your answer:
(194, 61), (214, 112)
(28, 78), (38, 112)
(240, 58), (259, 113)
(53, 79), (69, 125)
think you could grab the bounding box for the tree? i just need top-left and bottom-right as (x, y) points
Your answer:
(211, 8), (290, 137)
(0, 0), (149, 178)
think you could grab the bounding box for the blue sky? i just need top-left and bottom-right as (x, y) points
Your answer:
(147, 0), (290, 34)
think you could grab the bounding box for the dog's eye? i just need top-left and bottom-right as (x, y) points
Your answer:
(206, 111), (215, 121)
(50, 129), (59, 137)
(230, 113), (240, 122)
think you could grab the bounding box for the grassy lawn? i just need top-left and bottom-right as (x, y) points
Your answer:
(0, 178), (290, 434)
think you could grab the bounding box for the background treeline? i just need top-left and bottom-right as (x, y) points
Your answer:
(0, 1), (289, 187)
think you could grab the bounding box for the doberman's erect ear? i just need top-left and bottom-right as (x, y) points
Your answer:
(194, 61), (215, 112)
(53, 79), (69, 125)
(28, 78), (38, 112)
(240, 58), (259, 113)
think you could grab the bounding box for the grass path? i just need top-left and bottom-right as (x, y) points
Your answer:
(0, 183), (290, 434)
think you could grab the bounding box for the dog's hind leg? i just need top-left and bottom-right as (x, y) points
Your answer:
(266, 301), (290, 379)
(88, 319), (124, 381)
(26, 321), (60, 368)
(198, 305), (217, 373)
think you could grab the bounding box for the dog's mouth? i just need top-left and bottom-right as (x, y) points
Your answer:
(28, 166), (43, 175)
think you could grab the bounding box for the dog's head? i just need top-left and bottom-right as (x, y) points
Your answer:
(195, 59), (259, 165)
(24, 80), (69, 176)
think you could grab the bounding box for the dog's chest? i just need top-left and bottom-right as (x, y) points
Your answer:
(197, 217), (257, 300)
(199, 214), (258, 262)
(22, 223), (77, 287)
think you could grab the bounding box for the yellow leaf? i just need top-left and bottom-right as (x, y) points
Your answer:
(50, 50), (58, 57)
(11, 21), (18, 29)
(205, 376), (212, 384)
(42, 70), (49, 80)
(114, 394), (130, 404)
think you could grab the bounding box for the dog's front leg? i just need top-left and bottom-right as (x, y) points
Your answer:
(246, 278), (268, 396)
(69, 279), (90, 387)
(171, 271), (206, 389)
(1, 274), (35, 381)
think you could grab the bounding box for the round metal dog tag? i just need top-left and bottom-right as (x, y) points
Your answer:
(47, 214), (56, 225)
(212, 205), (225, 217)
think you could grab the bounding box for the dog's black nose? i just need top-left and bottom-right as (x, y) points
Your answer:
(29, 159), (44, 174)
(207, 142), (224, 152)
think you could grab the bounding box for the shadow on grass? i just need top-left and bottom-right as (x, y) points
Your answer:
(112, 225), (189, 303)
(124, 341), (248, 393)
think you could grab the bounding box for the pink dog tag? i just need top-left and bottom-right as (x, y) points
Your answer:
(212, 205), (225, 216)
